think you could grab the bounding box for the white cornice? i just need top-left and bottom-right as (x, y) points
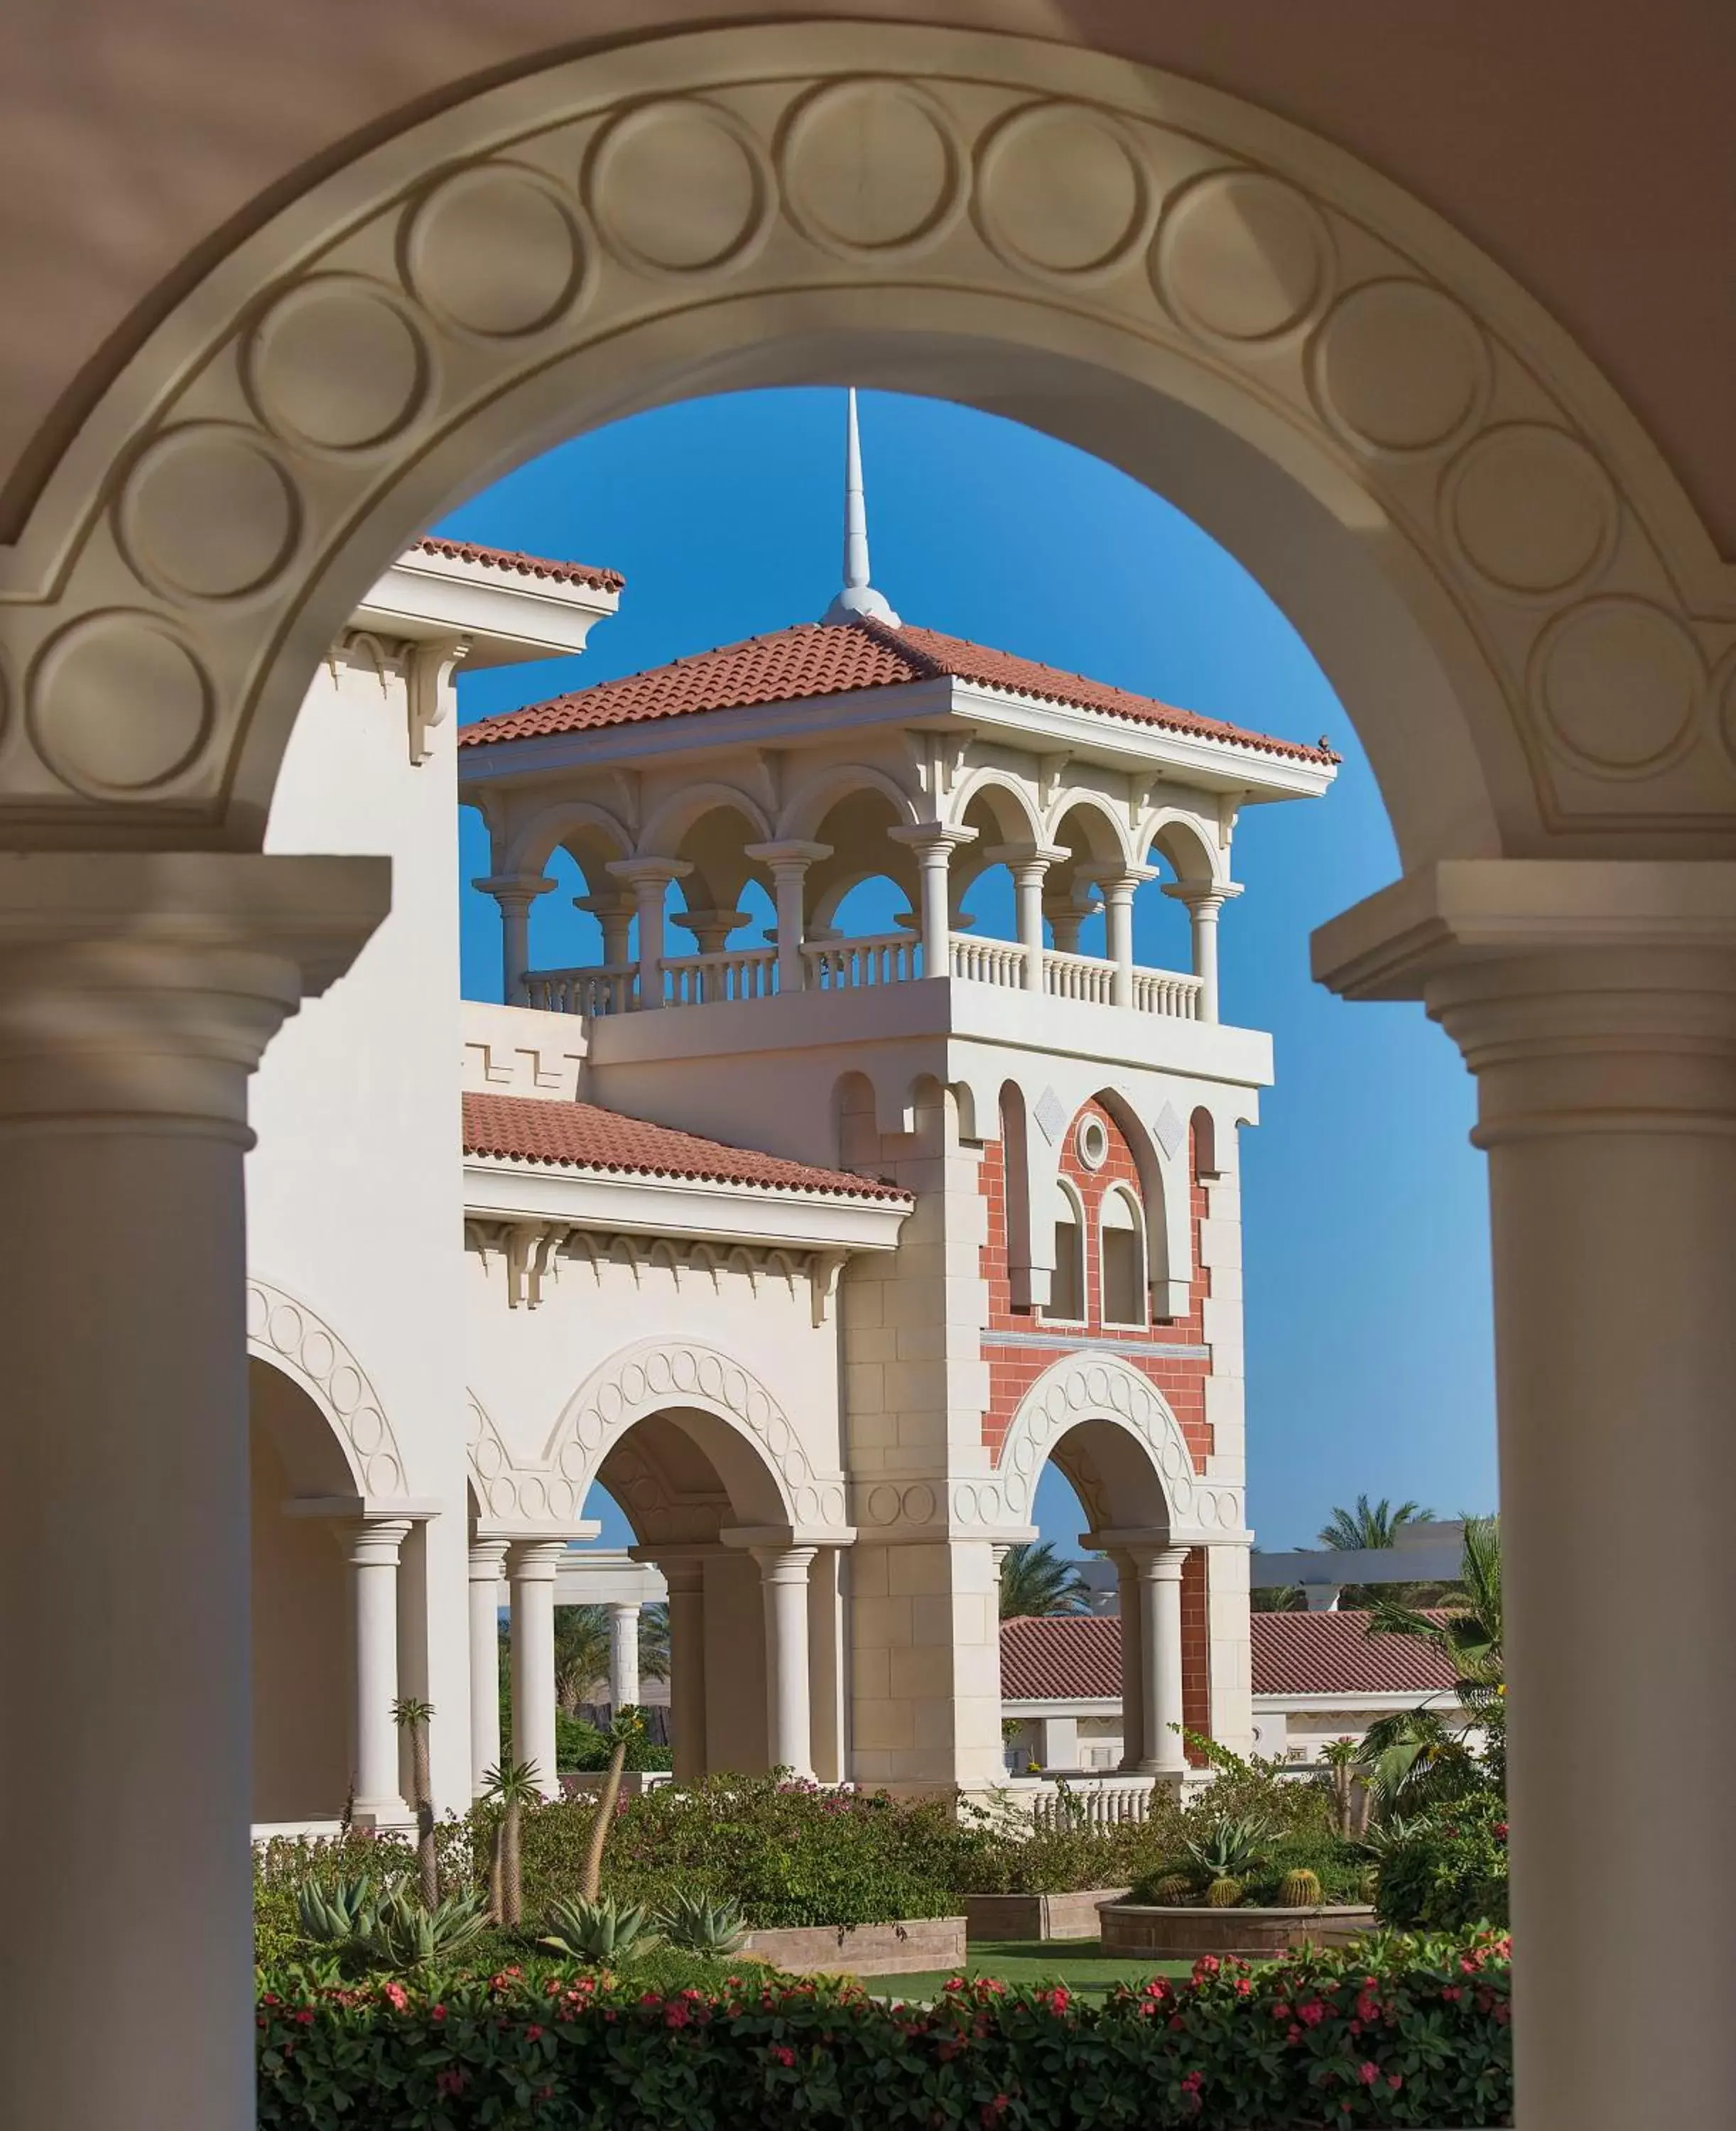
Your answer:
(462, 1154), (910, 1252)
(355, 548), (620, 669)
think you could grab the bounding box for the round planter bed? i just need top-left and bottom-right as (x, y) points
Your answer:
(1100, 1902), (1376, 1962)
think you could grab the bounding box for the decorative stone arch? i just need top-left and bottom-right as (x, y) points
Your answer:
(499, 797), (634, 882)
(1044, 791), (1138, 877)
(951, 765), (1046, 851)
(245, 1274), (410, 1497)
(3, 22), (1728, 864)
(637, 780), (774, 860)
(989, 1350), (1244, 1546)
(479, 1338), (854, 1536)
(1138, 809), (1226, 888)
(776, 761), (921, 844)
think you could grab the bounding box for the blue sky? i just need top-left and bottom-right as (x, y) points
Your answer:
(440, 388), (1497, 1556)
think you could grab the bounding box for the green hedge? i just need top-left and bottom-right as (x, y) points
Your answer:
(257, 1929), (1512, 2129)
(1374, 1797), (1509, 1932)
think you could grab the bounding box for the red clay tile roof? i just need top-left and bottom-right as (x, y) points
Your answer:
(409, 538), (624, 593)
(456, 616), (1335, 764)
(462, 1090), (910, 1203)
(999, 1611), (1458, 1702)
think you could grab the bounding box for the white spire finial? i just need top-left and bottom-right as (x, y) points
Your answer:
(823, 389), (900, 627)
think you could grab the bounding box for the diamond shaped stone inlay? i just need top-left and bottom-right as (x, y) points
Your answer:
(1034, 1085), (1065, 1144)
(1153, 1100), (1185, 1160)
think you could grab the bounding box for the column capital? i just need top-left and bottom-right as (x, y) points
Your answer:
(0, 851), (387, 1139)
(332, 1515), (413, 1568)
(606, 855), (693, 891)
(749, 1544), (819, 1583)
(1161, 879), (1242, 913)
(1099, 863), (1163, 899)
(571, 889), (636, 917)
(1088, 1528), (1190, 1577)
(473, 872), (555, 910)
(887, 823), (978, 857)
(504, 1536), (571, 1580)
(467, 1536), (510, 1578)
(984, 842), (1069, 878)
(744, 839), (832, 871)
(1313, 860), (1736, 1145)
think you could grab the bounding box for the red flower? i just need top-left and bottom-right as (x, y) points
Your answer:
(1358, 2062), (1379, 2086)
(381, 1981), (408, 2012)
(524, 2024), (543, 2042)
(1388, 2073), (1404, 2091)
(769, 2044), (796, 2068)
(435, 2069), (467, 2097)
(1181, 2071), (1204, 2093)
(1298, 2001), (1325, 2027)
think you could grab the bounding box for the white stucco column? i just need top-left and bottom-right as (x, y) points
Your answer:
(1044, 886), (1102, 955)
(806, 1546), (847, 1783)
(573, 890), (636, 970)
(0, 850), (385, 2131)
(506, 1539), (567, 1797)
(1137, 1546), (1190, 1776)
(1314, 859), (1736, 2131)
(1101, 865), (1160, 1008)
(660, 1556), (708, 1783)
(474, 872), (554, 1004)
(889, 825), (975, 978)
(339, 1516), (413, 1824)
(1111, 1549), (1147, 1770)
(606, 856), (691, 1011)
(745, 839), (832, 994)
(986, 843), (1066, 992)
(467, 1536), (509, 1794)
(753, 1545), (817, 1778)
(1161, 881), (1242, 1021)
(607, 1600), (641, 1710)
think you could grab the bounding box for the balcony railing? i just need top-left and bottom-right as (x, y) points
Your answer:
(523, 938), (1203, 1021)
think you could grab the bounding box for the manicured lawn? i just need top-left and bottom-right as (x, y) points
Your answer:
(884, 1937), (1194, 2002)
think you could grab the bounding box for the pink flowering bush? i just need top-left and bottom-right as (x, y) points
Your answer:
(258, 1927), (1511, 2128)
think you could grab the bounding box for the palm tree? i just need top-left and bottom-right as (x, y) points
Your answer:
(997, 1541), (1089, 1619)
(1318, 1495), (1434, 1551)
(483, 1757), (541, 1926)
(1362, 1515), (1504, 1810)
(637, 1602), (671, 1682)
(391, 1696), (438, 1907)
(552, 1606), (611, 1717)
(1369, 1514), (1502, 1705)
(581, 1706), (645, 1901)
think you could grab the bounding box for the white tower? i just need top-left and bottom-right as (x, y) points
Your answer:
(823, 388), (901, 627)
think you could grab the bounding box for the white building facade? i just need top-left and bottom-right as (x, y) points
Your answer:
(246, 423), (1333, 1826)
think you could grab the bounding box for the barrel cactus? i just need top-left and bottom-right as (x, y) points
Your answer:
(1149, 1871), (1195, 1906)
(1205, 1875), (1244, 1908)
(1277, 1867), (1323, 1908)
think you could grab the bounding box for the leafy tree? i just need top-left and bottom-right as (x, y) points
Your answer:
(1318, 1495), (1435, 1551)
(997, 1541), (1089, 1619)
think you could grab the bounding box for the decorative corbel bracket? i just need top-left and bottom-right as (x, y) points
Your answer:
(807, 1249), (848, 1328)
(406, 634), (471, 766)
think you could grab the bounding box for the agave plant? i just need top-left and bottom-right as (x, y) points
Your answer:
(658, 1889), (747, 1954)
(295, 1875), (382, 1947)
(1182, 1813), (1272, 1883)
(541, 1894), (659, 1964)
(364, 1885), (492, 1972)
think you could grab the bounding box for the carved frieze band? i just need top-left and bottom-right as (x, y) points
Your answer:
(3, 31), (1732, 833)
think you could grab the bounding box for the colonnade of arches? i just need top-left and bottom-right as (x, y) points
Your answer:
(3, 22), (1731, 2131)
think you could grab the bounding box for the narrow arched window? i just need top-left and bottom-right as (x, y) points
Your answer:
(1100, 1185), (1146, 1327)
(1046, 1181), (1085, 1323)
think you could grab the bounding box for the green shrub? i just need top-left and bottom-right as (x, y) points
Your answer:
(257, 1928), (1513, 2128)
(1374, 1794), (1509, 1931)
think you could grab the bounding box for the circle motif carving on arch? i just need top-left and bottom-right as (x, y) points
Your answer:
(402, 164), (590, 340)
(1530, 597), (1703, 776)
(1442, 424), (1621, 602)
(246, 1275), (407, 1497)
(779, 77), (965, 258)
(244, 275), (434, 455)
(1154, 169), (1333, 347)
(1308, 278), (1492, 459)
(29, 610), (215, 796)
(973, 101), (1156, 280)
(585, 100), (774, 277)
(995, 1352), (1217, 1532)
(115, 423), (304, 605)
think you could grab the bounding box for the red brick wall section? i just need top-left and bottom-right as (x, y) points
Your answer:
(980, 1099), (1219, 1745)
(980, 1100), (1214, 1465)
